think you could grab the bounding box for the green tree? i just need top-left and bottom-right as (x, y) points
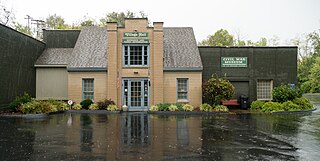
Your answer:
(46, 14), (68, 29)
(255, 37), (268, 46)
(100, 11), (148, 27)
(297, 29), (320, 93)
(80, 19), (95, 27)
(14, 22), (32, 36)
(203, 76), (235, 105)
(199, 29), (234, 46)
(308, 56), (320, 92)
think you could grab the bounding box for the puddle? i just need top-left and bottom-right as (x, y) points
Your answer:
(0, 107), (319, 161)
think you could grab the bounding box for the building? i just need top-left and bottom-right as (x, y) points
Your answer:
(199, 46), (297, 103)
(0, 24), (45, 109)
(35, 18), (203, 111)
(0, 18), (298, 110)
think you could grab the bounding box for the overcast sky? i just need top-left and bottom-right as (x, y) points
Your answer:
(2, 0), (320, 44)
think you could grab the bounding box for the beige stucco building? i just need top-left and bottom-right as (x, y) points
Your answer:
(35, 18), (202, 111)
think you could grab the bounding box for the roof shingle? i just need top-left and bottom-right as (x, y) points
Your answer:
(163, 27), (203, 70)
(68, 26), (108, 69)
(35, 48), (73, 65)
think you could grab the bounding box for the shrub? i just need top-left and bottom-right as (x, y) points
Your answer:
(72, 103), (82, 110)
(156, 103), (184, 111)
(157, 103), (170, 111)
(97, 99), (115, 110)
(48, 99), (68, 111)
(200, 103), (213, 112)
(107, 104), (118, 111)
(18, 100), (57, 114)
(80, 99), (93, 109)
(213, 105), (229, 112)
(9, 92), (32, 111)
(282, 101), (300, 111)
(168, 104), (178, 111)
(292, 97), (313, 110)
(182, 104), (194, 111)
(261, 101), (284, 113)
(203, 76), (235, 105)
(89, 103), (99, 110)
(250, 100), (265, 111)
(150, 105), (159, 112)
(272, 84), (302, 103)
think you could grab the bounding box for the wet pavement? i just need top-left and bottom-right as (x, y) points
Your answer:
(0, 106), (319, 161)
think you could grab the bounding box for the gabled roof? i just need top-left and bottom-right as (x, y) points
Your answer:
(163, 27), (203, 71)
(67, 26), (108, 71)
(35, 48), (73, 66)
(36, 26), (203, 71)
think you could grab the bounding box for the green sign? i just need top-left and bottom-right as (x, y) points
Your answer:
(221, 57), (248, 67)
(123, 32), (149, 43)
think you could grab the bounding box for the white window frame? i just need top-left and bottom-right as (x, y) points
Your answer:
(257, 79), (273, 100)
(177, 78), (189, 102)
(82, 79), (94, 101)
(122, 44), (149, 67)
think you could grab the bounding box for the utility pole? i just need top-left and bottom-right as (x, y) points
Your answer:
(24, 15), (32, 30)
(31, 19), (45, 39)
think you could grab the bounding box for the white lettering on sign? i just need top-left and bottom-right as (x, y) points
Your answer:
(221, 57), (248, 67)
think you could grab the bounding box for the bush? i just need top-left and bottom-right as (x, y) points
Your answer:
(107, 104), (118, 111)
(157, 103), (183, 111)
(89, 103), (99, 110)
(182, 104), (194, 111)
(200, 103), (213, 112)
(48, 99), (68, 111)
(150, 105), (159, 112)
(292, 97), (313, 110)
(250, 100), (265, 111)
(213, 105), (229, 112)
(168, 104), (178, 111)
(272, 84), (302, 103)
(80, 99), (93, 109)
(97, 99), (115, 110)
(72, 103), (82, 110)
(9, 92), (32, 111)
(282, 101), (300, 111)
(18, 100), (57, 114)
(261, 101), (284, 113)
(203, 76), (234, 105)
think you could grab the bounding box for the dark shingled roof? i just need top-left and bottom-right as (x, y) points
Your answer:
(36, 26), (202, 71)
(35, 48), (73, 66)
(163, 27), (203, 71)
(68, 26), (108, 70)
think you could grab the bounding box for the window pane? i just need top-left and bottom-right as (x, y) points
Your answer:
(123, 45), (149, 66)
(177, 79), (188, 100)
(83, 79), (94, 100)
(124, 46), (128, 65)
(257, 80), (272, 100)
(130, 46), (143, 65)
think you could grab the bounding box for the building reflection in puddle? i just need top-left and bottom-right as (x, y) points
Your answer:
(121, 113), (150, 145)
(80, 115), (93, 152)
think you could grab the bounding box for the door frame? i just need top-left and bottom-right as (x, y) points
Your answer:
(122, 78), (150, 111)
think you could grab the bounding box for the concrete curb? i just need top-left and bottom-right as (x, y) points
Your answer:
(0, 113), (49, 119)
(148, 111), (229, 116)
(272, 107), (318, 115)
(65, 110), (121, 114)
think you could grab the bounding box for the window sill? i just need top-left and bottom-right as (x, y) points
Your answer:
(257, 99), (272, 101)
(177, 99), (189, 103)
(122, 66), (149, 69)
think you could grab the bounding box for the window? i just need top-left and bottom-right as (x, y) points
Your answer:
(82, 79), (94, 100)
(177, 78), (188, 101)
(257, 80), (273, 100)
(123, 45), (149, 66)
